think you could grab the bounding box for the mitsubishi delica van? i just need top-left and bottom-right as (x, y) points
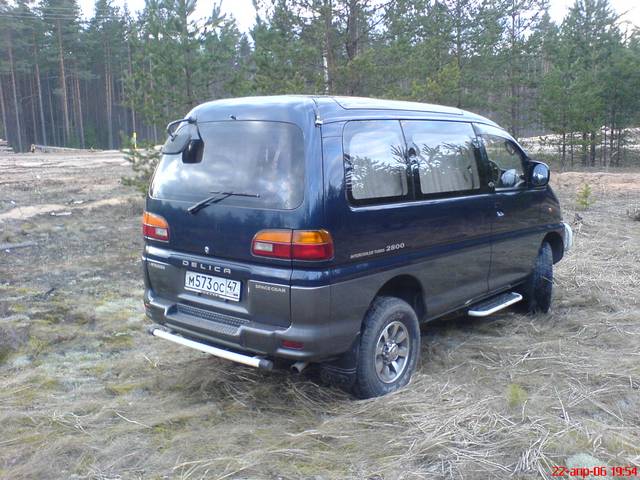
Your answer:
(142, 95), (573, 398)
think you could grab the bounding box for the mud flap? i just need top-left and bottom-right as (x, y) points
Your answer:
(318, 334), (360, 391)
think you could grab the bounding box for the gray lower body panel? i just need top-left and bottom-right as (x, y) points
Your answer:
(144, 283), (360, 362)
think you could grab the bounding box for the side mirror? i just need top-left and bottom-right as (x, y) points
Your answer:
(530, 162), (550, 187)
(182, 139), (203, 164)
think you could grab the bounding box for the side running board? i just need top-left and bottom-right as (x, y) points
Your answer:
(468, 292), (523, 317)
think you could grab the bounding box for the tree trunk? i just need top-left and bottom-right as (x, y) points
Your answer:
(127, 36), (136, 135)
(345, 0), (360, 95)
(7, 34), (23, 152)
(147, 58), (159, 144)
(609, 122), (615, 167)
(616, 128), (622, 166)
(0, 76), (8, 141)
(105, 39), (114, 149)
(600, 125), (607, 167)
(581, 132), (587, 166)
(31, 31), (48, 146)
(47, 79), (58, 146)
(33, 44), (48, 145)
(57, 21), (71, 145)
(29, 76), (38, 147)
(179, 1), (195, 108)
(74, 71), (85, 148)
(509, 7), (518, 138)
(589, 131), (596, 166)
(322, 0), (335, 94)
(119, 62), (128, 143)
(570, 132), (574, 167)
(561, 131), (566, 168)
(454, 2), (463, 108)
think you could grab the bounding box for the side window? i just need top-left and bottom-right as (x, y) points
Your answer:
(480, 133), (526, 189)
(401, 120), (481, 197)
(343, 120), (408, 204)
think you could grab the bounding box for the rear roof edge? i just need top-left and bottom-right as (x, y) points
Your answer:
(187, 95), (318, 128)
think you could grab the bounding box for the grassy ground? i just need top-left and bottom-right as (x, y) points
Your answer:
(0, 152), (639, 479)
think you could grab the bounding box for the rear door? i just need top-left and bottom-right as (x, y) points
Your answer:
(475, 123), (545, 291)
(150, 120), (305, 261)
(144, 120), (307, 327)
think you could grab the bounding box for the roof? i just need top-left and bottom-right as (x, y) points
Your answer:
(188, 95), (500, 129)
(331, 96), (464, 115)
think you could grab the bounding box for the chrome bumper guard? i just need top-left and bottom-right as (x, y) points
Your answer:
(562, 222), (573, 252)
(149, 326), (273, 370)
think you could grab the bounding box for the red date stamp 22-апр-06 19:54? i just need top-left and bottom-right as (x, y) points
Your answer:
(551, 465), (638, 477)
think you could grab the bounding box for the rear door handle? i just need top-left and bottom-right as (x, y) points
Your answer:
(496, 210), (505, 217)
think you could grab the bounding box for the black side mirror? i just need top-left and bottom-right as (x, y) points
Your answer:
(182, 139), (203, 164)
(529, 161), (550, 187)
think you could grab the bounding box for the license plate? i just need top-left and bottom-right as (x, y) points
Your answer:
(184, 271), (241, 302)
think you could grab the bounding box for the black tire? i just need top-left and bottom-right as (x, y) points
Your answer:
(521, 242), (554, 314)
(354, 296), (420, 399)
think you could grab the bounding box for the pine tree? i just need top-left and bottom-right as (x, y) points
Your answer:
(561, 0), (618, 166)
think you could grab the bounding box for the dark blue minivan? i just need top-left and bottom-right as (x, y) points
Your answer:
(142, 96), (572, 398)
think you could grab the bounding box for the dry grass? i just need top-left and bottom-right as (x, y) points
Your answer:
(0, 153), (639, 479)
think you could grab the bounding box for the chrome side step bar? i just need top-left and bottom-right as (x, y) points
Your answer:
(149, 327), (273, 370)
(468, 292), (523, 317)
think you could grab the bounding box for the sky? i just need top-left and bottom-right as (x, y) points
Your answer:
(77, 0), (640, 32)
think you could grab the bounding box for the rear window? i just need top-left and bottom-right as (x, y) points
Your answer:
(151, 121), (305, 210)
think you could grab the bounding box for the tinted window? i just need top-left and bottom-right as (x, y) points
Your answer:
(343, 120), (408, 204)
(475, 124), (526, 189)
(161, 124), (192, 154)
(151, 121), (304, 209)
(401, 121), (480, 196)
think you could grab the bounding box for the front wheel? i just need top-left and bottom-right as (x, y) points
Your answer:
(354, 296), (420, 399)
(521, 242), (554, 314)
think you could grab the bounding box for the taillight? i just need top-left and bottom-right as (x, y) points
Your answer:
(292, 230), (334, 260)
(252, 229), (334, 261)
(251, 230), (292, 258)
(142, 211), (169, 242)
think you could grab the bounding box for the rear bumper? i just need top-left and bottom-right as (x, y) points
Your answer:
(142, 244), (360, 362)
(144, 286), (357, 362)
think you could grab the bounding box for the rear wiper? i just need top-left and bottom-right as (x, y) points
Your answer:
(187, 191), (260, 215)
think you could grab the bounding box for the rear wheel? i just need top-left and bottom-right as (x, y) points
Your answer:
(521, 242), (554, 314)
(354, 296), (420, 399)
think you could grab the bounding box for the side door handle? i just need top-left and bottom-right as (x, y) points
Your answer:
(496, 210), (505, 217)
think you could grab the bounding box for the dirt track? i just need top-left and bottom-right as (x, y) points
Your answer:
(1, 152), (639, 479)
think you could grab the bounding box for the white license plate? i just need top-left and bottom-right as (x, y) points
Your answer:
(184, 271), (241, 302)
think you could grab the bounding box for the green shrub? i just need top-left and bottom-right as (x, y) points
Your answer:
(121, 139), (161, 195)
(575, 184), (593, 210)
(506, 383), (528, 408)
